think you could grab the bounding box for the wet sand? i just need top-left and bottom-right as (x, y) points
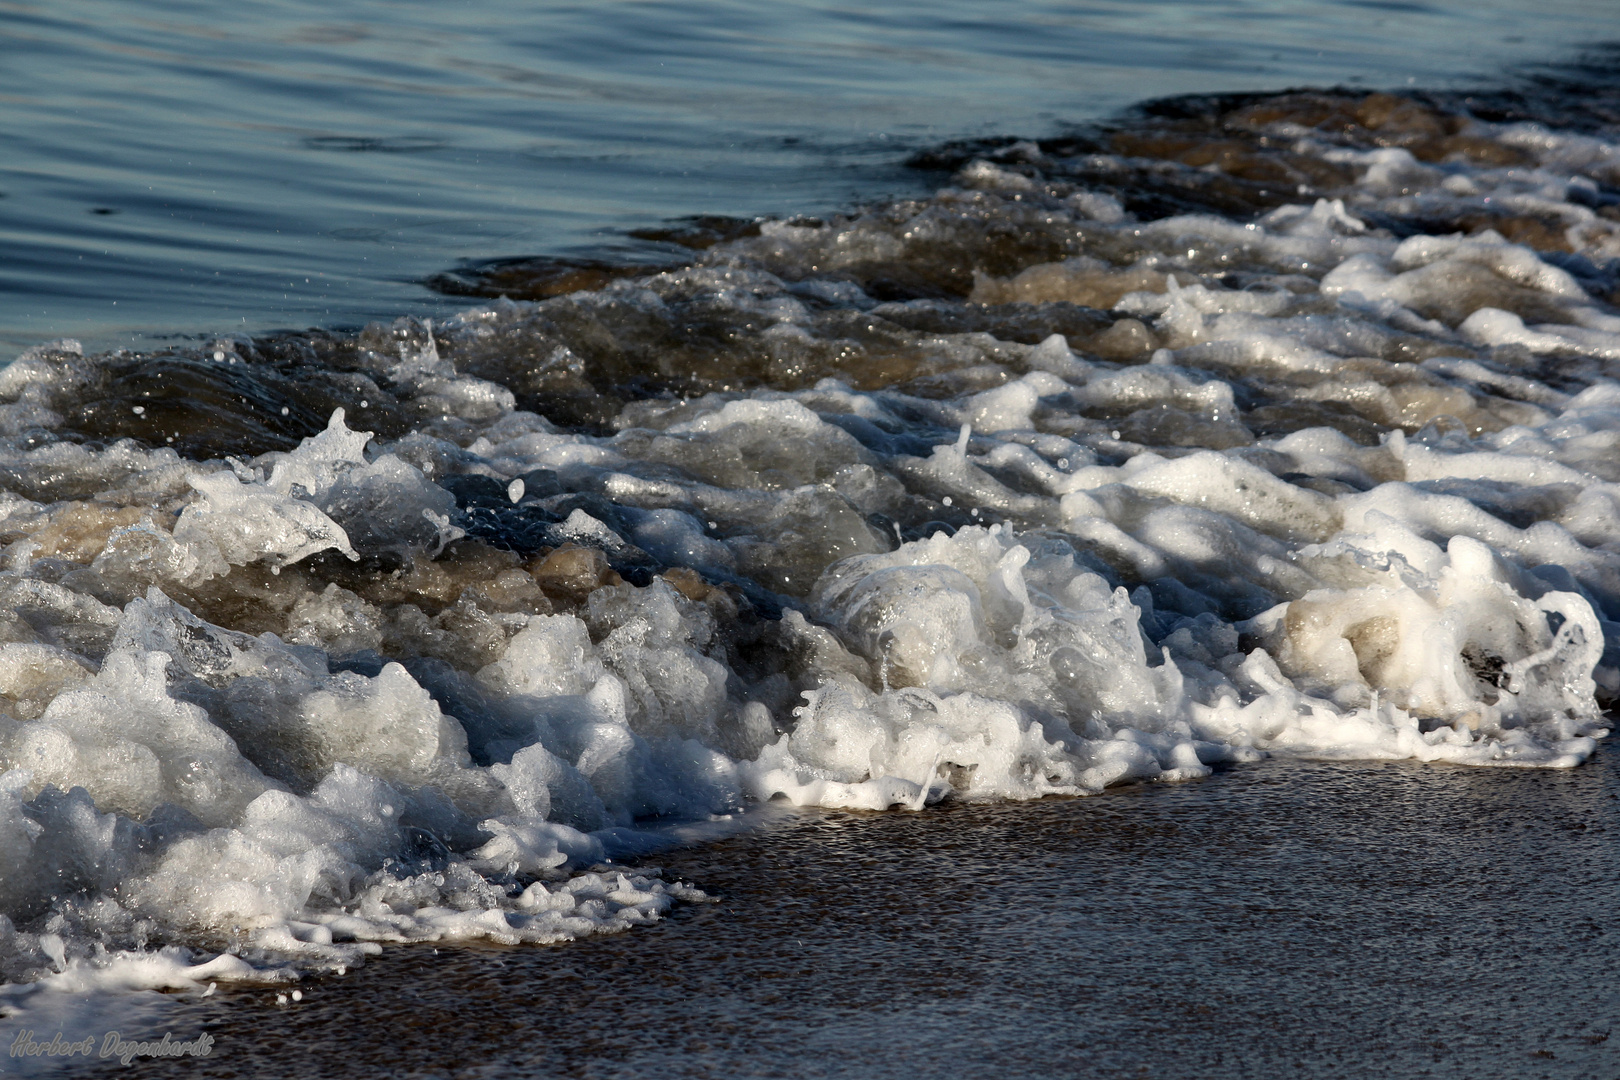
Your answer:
(102, 749), (1620, 1080)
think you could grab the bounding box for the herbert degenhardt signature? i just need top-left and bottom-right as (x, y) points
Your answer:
(10, 1028), (215, 1065)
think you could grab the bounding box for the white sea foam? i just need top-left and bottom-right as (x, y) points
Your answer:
(1, 97), (1618, 999)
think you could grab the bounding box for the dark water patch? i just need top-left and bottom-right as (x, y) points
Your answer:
(1341, 0), (1442, 12)
(52, 333), (410, 459)
(1243, 401), (1388, 446)
(300, 135), (448, 154)
(418, 215), (768, 301)
(425, 255), (684, 302)
(70, 354), (390, 459)
(627, 215), (765, 251)
(871, 300), (1113, 345)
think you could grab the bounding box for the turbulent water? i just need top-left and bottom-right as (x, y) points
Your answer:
(4, 76), (1620, 1008)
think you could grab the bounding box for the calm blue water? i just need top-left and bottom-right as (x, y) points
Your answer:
(2, 0), (1615, 353)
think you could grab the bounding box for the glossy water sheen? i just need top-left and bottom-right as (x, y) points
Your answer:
(1, 0), (1614, 352)
(130, 752), (1620, 1079)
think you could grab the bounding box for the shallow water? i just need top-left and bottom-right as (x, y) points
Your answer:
(81, 749), (1620, 1079)
(5, 0), (1620, 1056)
(1, 0), (1615, 352)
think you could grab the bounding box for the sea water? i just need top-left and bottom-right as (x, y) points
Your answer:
(2, 1), (1620, 1072)
(1, 0), (1614, 351)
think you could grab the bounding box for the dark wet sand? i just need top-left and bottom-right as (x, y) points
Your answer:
(101, 751), (1620, 1079)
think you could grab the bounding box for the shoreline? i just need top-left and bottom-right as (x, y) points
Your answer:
(11, 748), (1612, 1079)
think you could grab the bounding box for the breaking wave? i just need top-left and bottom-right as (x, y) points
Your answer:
(3, 81), (1620, 998)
